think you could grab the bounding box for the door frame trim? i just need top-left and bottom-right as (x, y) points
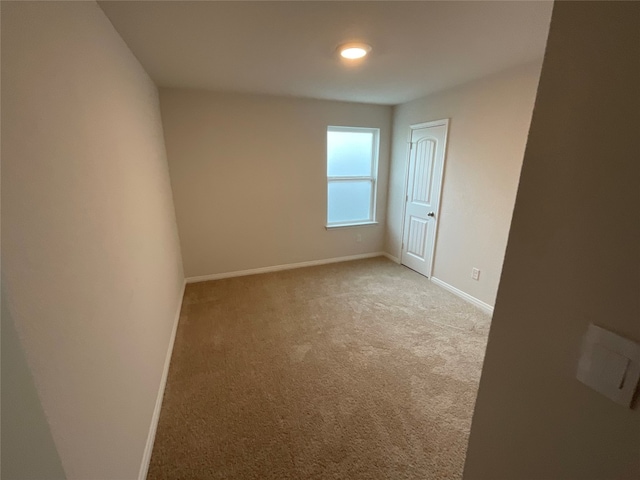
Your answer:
(399, 118), (450, 277)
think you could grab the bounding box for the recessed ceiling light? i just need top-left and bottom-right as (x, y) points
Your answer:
(338, 42), (372, 60)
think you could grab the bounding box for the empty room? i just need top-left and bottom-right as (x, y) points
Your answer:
(2, 1), (639, 480)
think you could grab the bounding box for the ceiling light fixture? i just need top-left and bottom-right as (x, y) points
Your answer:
(338, 42), (372, 60)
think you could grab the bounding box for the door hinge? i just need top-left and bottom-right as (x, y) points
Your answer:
(406, 195), (409, 202)
(409, 142), (413, 150)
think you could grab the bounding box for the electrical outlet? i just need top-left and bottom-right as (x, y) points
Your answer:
(356, 234), (362, 243)
(472, 268), (480, 280)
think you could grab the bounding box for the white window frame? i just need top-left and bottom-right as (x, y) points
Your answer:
(326, 126), (380, 229)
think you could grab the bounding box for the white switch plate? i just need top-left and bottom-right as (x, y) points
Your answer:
(471, 268), (480, 280)
(577, 324), (640, 407)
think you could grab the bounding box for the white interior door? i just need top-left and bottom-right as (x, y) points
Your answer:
(401, 120), (448, 277)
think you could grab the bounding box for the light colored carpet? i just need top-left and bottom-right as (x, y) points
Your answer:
(148, 257), (491, 479)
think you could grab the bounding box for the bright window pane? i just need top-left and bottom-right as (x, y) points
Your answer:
(328, 180), (372, 224)
(327, 130), (373, 177)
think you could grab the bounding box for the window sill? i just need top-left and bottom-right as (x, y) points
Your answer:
(325, 222), (379, 230)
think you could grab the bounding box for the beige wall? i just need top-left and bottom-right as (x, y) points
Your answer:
(464, 2), (640, 479)
(2, 2), (184, 479)
(386, 62), (542, 306)
(2, 292), (67, 479)
(160, 89), (392, 278)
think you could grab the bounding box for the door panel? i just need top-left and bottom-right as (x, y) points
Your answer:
(406, 216), (428, 259)
(401, 121), (448, 277)
(411, 140), (435, 205)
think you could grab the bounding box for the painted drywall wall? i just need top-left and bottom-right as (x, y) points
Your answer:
(2, 2), (184, 479)
(160, 89), (392, 278)
(1, 287), (67, 479)
(386, 62), (543, 306)
(464, 2), (640, 479)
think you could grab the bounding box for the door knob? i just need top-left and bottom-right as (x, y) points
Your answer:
(427, 212), (435, 217)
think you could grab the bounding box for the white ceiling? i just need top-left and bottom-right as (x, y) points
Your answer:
(99, 1), (553, 105)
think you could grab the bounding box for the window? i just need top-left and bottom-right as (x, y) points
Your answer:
(326, 126), (379, 227)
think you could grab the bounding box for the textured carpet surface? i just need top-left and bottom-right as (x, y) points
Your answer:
(148, 257), (491, 479)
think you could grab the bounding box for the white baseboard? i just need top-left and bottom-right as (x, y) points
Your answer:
(186, 252), (386, 283)
(138, 280), (186, 480)
(430, 276), (494, 315)
(382, 252), (400, 264)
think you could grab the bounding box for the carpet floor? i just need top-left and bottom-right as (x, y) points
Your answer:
(148, 257), (491, 480)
